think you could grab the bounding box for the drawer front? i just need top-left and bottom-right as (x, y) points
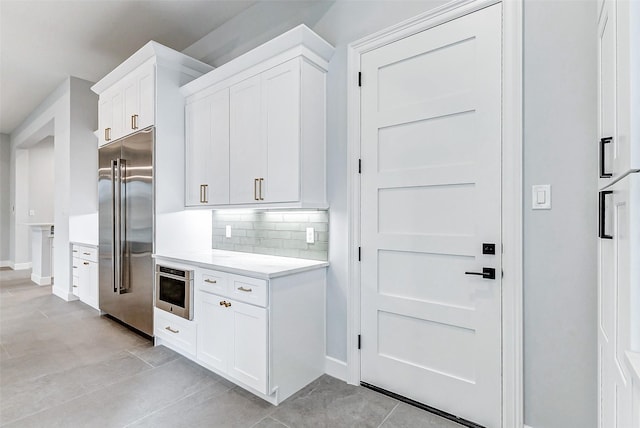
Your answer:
(154, 308), (197, 355)
(198, 269), (228, 296)
(72, 257), (81, 277)
(73, 245), (98, 262)
(228, 274), (267, 307)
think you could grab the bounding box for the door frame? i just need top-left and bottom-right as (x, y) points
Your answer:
(345, 0), (524, 426)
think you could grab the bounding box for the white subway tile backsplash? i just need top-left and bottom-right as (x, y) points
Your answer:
(212, 210), (329, 261)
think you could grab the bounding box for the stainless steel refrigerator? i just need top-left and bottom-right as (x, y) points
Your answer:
(98, 127), (154, 337)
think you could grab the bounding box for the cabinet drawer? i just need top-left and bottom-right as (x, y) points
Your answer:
(229, 274), (267, 307)
(73, 245), (98, 262)
(198, 269), (228, 296)
(154, 308), (197, 356)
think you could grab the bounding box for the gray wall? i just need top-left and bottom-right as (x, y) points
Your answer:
(0, 133), (10, 263)
(27, 137), (55, 224)
(185, 1), (598, 426)
(523, 1), (597, 427)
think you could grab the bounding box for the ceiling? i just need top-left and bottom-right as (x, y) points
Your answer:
(0, 0), (259, 135)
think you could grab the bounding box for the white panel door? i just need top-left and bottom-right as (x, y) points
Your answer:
(360, 5), (502, 427)
(230, 75), (264, 204)
(263, 58), (301, 203)
(227, 299), (267, 393)
(197, 292), (230, 373)
(599, 174), (637, 428)
(598, 0), (616, 187)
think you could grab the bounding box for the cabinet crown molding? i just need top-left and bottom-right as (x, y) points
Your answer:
(91, 41), (214, 95)
(181, 24), (334, 97)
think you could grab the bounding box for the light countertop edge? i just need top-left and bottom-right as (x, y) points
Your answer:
(626, 351), (640, 383)
(152, 251), (329, 280)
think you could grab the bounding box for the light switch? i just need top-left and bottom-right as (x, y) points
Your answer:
(306, 227), (315, 244)
(532, 185), (551, 210)
(225, 225), (232, 238)
(29, 209), (35, 216)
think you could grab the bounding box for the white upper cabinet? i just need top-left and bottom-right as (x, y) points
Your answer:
(123, 62), (155, 135)
(93, 41), (213, 147)
(185, 88), (230, 206)
(182, 25), (334, 209)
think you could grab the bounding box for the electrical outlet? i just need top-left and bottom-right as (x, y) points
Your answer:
(225, 225), (232, 238)
(306, 227), (315, 244)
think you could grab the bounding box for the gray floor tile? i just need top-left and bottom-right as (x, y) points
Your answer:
(271, 375), (398, 428)
(253, 417), (289, 428)
(380, 403), (466, 428)
(128, 343), (181, 367)
(126, 387), (273, 428)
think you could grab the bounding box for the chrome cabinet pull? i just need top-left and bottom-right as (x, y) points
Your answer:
(105, 128), (111, 141)
(165, 326), (179, 334)
(200, 184), (206, 203)
(131, 114), (139, 130)
(254, 178), (259, 200)
(204, 279), (217, 284)
(237, 286), (252, 293)
(203, 184), (208, 204)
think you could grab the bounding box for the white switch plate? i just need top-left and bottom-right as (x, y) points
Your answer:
(306, 227), (315, 244)
(225, 225), (232, 238)
(532, 185), (551, 209)
(29, 209), (35, 216)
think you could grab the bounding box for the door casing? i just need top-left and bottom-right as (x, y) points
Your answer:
(345, 0), (524, 426)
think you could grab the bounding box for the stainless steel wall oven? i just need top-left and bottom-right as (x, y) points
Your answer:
(155, 265), (194, 320)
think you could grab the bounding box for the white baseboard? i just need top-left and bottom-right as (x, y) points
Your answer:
(30, 273), (51, 286)
(325, 356), (347, 381)
(52, 286), (78, 302)
(524, 425), (533, 428)
(0, 260), (10, 268)
(11, 261), (32, 270)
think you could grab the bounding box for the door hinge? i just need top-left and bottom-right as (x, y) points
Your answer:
(358, 158), (361, 174)
(358, 72), (362, 87)
(358, 247), (361, 261)
(358, 334), (361, 349)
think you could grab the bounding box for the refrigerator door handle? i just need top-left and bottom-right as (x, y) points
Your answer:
(111, 159), (120, 293)
(599, 190), (613, 239)
(119, 158), (128, 293)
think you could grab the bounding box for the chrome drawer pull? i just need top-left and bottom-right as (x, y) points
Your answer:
(165, 326), (179, 334)
(237, 286), (252, 293)
(204, 279), (217, 284)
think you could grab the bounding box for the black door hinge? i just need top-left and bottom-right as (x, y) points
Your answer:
(358, 247), (361, 261)
(358, 334), (361, 349)
(358, 72), (362, 87)
(358, 158), (361, 174)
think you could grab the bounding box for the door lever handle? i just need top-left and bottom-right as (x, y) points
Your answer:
(465, 267), (496, 280)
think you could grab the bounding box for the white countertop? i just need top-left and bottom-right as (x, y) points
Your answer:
(153, 249), (328, 279)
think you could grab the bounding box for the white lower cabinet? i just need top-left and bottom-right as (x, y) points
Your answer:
(198, 292), (267, 393)
(71, 244), (98, 309)
(154, 308), (197, 357)
(154, 257), (326, 405)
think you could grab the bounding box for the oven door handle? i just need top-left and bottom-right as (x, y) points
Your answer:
(156, 272), (191, 282)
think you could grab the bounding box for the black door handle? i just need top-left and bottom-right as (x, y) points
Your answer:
(465, 267), (496, 280)
(599, 190), (613, 239)
(600, 137), (613, 178)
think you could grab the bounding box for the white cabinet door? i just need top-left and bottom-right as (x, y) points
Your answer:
(99, 95), (113, 146)
(185, 89), (230, 206)
(124, 64), (155, 135)
(78, 260), (98, 309)
(197, 292), (231, 373)
(227, 299), (268, 393)
(262, 59), (300, 203)
(230, 75), (264, 204)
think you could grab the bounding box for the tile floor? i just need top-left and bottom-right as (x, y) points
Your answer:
(0, 268), (464, 428)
